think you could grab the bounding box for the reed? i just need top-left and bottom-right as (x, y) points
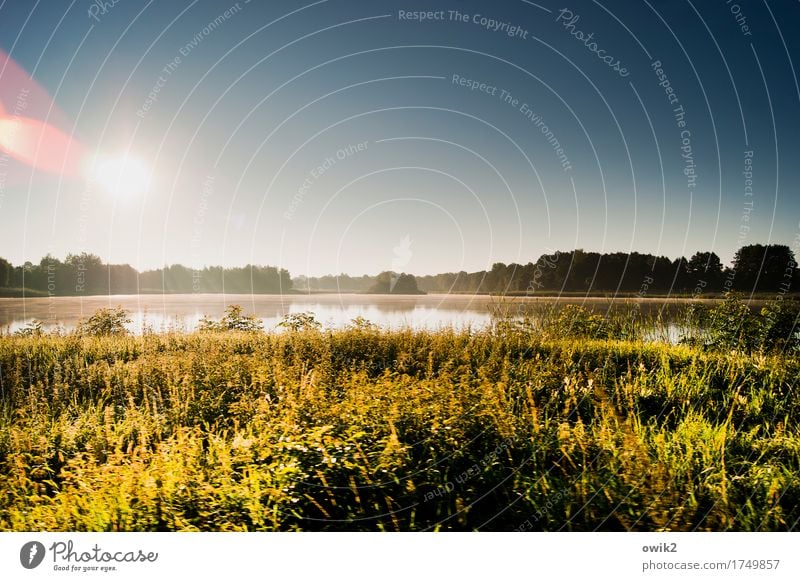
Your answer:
(0, 300), (797, 531)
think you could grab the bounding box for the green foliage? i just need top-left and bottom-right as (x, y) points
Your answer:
(491, 301), (650, 342)
(0, 257), (11, 287)
(683, 294), (800, 352)
(368, 271), (423, 294)
(705, 294), (760, 351)
(198, 305), (263, 332)
(0, 254), (290, 295)
(197, 315), (219, 332)
(733, 244), (797, 293)
(346, 316), (378, 331)
(277, 311), (321, 332)
(1, 326), (798, 531)
(75, 307), (131, 336)
(758, 299), (800, 351)
(415, 244), (798, 294)
(552, 304), (610, 338)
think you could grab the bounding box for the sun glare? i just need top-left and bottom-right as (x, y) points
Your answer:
(90, 154), (151, 199)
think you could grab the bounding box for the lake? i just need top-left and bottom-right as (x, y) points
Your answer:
(0, 293), (720, 335)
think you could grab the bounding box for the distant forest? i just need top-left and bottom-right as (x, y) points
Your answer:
(299, 244), (799, 296)
(0, 244), (796, 296)
(415, 244), (799, 295)
(0, 253), (291, 296)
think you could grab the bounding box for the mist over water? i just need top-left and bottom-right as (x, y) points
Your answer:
(0, 293), (706, 336)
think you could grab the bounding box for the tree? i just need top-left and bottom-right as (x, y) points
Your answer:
(0, 257), (11, 287)
(109, 264), (138, 294)
(686, 251), (723, 291)
(368, 272), (423, 294)
(66, 252), (105, 295)
(486, 263), (509, 293)
(671, 257), (692, 292)
(733, 244), (797, 293)
(163, 264), (193, 292)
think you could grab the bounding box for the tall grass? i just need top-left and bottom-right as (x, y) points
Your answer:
(0, 300), (798, 531)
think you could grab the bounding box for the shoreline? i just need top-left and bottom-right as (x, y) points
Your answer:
(0, 290), (793, 300)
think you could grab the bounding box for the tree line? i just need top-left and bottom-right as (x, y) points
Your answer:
(294, 272), (423, 294)
(0, 244), (795, 296)
(0, 253), (291, 295)
(415, 244), (799, 295)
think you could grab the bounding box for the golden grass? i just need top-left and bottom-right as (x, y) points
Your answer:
(0, 328), (798, 531)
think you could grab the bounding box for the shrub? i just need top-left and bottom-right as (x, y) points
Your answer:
(75, 307), (131, 336)
(278, 311), (321, 332)
(758, 299), (800, 352)
(199, 305), (262, 332)
(552, 304), (609, 338)
(684, 295), (800, 353)
(704, 294), (760, 351)
(346, 316), (377, 331)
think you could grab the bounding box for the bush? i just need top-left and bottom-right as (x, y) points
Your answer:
(758, 299), (800, 352)
(683, 295), (800, 353)
(278, 311), (321, 332)
(492, 302), (627, 340)
(346, 316), (377, 331)
(199, 305), (262, 332)
(707, 294), (761, 350)
(76, 307), (131, 336)
(552, 304), (609, 339)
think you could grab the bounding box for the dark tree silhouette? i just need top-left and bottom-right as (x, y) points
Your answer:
(414, 247), (797, 295)
(732, 244), (797, 293)
(0, 245), (797, 297)
(685, 251), (724, 292)
(0, 257), (10, 287)
(0, 254), (290, 295)
(368, 272), (423, 294)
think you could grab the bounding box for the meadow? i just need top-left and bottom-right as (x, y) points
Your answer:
(0, 297), (798, 531)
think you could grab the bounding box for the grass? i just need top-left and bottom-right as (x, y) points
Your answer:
(0, 299), (798, 531)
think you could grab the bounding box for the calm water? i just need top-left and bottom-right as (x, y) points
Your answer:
(0, 293), (715, 335)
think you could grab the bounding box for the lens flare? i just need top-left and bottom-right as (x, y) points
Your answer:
(0, 49), (85, 179)
(0, 116), (86, 177)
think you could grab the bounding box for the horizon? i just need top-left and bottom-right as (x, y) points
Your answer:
(1, 241), (793, 281)
(0, 242), (798, 279)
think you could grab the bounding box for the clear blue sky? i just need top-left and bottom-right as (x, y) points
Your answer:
(1, 0), (798, 276)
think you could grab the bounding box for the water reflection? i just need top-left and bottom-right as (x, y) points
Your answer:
(0, 293), (712, 335)
(2, 293), (497, 333)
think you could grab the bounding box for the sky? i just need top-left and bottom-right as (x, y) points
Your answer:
(0, 0), (798, 277)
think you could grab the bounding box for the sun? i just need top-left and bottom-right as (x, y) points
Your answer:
(89, 154), (152, 199)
